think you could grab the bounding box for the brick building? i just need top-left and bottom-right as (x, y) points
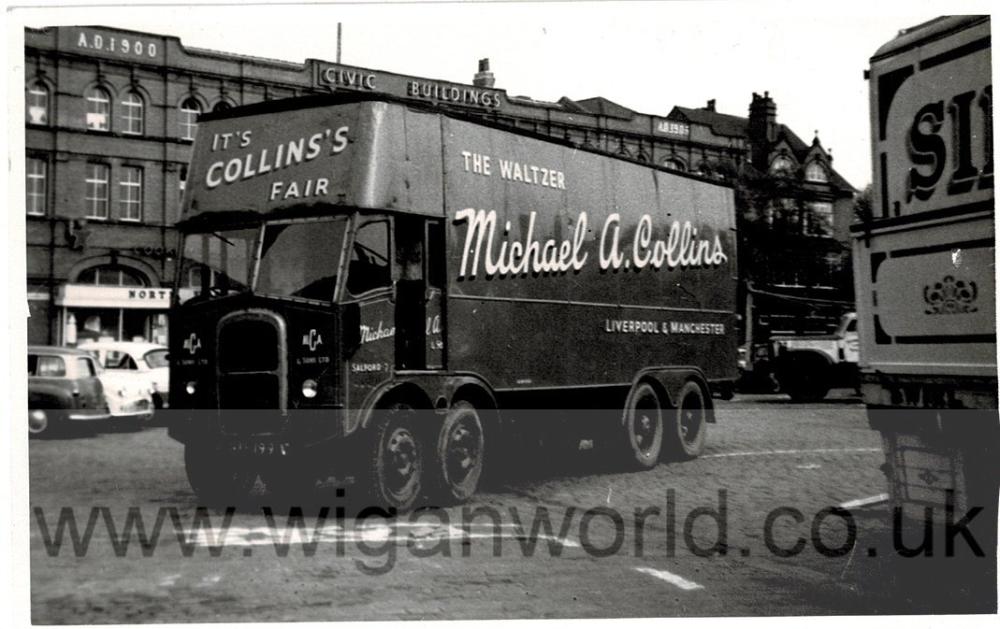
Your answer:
(24, 24), (854, 346)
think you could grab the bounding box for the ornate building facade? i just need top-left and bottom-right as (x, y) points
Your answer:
(24, 25), (855, 346)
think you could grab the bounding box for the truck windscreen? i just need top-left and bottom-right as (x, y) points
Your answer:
(179, 228), (257, 302)
(255, 218), (348, 302)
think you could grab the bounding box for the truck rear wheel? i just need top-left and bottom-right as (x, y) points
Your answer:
(365, 401), (424, 512)
(427, 400), (485, 505)
(184, 444), (257, 508)
(663, 381), (707, 460)
(618, 382), (664, 470)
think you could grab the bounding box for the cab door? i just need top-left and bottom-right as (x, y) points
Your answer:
(394, 217), (445, 371)
(343, 218), (396, 404)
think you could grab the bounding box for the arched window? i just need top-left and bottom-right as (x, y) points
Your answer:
(213, 101), (232, 113)
(179, 97), (202, 141)
(85, 86), (111, 131)
(770, 155), (795, 175)
(121, 90), (144, 135)
(805, 161), (829, 183)
(26, 81), (49, 125)
(663, 158), (686, 172)
(76, 265), (148, 287)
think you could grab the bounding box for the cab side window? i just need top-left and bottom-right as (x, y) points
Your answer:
(347, 220), (391, 296)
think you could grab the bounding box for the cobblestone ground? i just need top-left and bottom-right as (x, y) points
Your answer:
(27, 391), (997, 622)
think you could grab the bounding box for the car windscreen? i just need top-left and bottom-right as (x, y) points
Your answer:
(255, 218), (347, 302)
(143, 349), (169, 369)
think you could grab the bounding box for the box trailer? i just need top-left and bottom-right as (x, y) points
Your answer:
(854, 16), (997, 522)
(168, 94), (738, 510)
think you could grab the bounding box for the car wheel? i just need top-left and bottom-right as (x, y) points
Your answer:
(28, 409), (56, 437)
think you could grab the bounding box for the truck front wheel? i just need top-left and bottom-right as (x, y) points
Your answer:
(184, 444), (257, 508)
(663, 381), (708, 460)
(618, 382), (664, 470)
(427, 401), (485, 505)
(778, 359), (831, 402)
(365, 401), (424, 512)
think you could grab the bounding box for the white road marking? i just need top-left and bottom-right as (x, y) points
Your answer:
(795, 463), (821, 470)
(702, 447), (880, 459)
(838, 493), (890, 510)
(184, 522), (579, 548)
(635, 566), (704, 591)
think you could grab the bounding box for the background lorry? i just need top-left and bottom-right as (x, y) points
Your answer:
(854, 16), (996, 534)
(168, 94), (738, 510)
(770, 311), (859, 401)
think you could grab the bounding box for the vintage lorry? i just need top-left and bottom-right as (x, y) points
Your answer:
(854, 16), (997, 527)
(771, 311), (859, 401)
(168, 94), (738, 510)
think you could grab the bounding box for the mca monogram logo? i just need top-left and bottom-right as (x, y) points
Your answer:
(182, 333), (202, 355)
(924, 275), (979, 315)
(302, 329), (323, 352)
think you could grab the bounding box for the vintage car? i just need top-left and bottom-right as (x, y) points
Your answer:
(28, 346), (110, 436)
(78, 340), (170, 408)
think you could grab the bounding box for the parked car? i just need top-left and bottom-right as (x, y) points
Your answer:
(78, 341), (170, 408)
(28, 346), (110, 437)
(95, 368), (155, 426)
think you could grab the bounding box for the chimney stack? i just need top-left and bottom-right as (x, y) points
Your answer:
(705, 99), (716, 112)
(748, 91), (778, 171)
(473, 58), (495, 88)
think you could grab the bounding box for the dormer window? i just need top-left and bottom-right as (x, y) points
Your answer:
(805, 161), (829, 183)
(770, 155), (795, 175)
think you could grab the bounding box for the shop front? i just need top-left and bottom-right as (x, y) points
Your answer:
(55, 284), (172, 346)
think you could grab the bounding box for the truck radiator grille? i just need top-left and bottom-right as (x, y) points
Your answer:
(215, 310), (287, 434)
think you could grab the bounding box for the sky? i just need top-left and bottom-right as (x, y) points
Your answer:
(10, 1), (997, 190)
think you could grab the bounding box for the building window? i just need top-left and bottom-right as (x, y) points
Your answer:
(121, 90), (144, 135)
(77, 265), (147, 287)
(770, 155), (795, 175)
(26, 157), (47, 216)
(807, 202), (834, 237)
(179, 97), (201, 141)
(118, 166), (143, 222)
(805, 161), (829, 183)
(85, 86), (111, 131)
(213, 101), (232, 113)
(663, 158), (686, 172)
(27, 81), (49, 125)
(85, 163), (110, 219)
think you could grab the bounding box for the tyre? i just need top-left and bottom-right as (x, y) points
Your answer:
(664, 381), (708, 460)
(29, 409), (57, 438)
(364, 401), (424, 512)
(184, 444), (257, 509)
(778, 358), (833, 402)
(427, 401), (485, 505)
(618, 382), (664, 470)
(260, 462), (317, 511)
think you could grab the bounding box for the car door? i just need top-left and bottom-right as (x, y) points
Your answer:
(73, 355), (107, 412)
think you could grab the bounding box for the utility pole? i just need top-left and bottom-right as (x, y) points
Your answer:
(337, 23), (342, 63)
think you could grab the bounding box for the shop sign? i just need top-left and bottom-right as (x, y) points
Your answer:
(57, 284), (172, 309)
